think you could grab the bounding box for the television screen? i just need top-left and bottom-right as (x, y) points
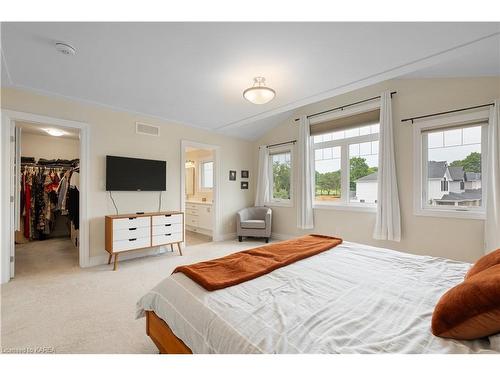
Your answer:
(106, 156), (166, 191)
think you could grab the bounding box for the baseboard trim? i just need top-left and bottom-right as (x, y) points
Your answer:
(86, 246), (170, 267)
(213, 232), (237, 241)
(271, 232), (295, 241)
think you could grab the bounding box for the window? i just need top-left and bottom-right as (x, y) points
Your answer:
(200, 160), (214, 190)
(313, 122), (379, 208)
(414, 110), (488, 219)
(268, 148), (292, 205)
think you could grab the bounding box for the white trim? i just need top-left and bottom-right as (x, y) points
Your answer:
(313, 203), (377, 213)
(412, 109), (489, 221)
(271, 232), (295, 241)
(87, 247), (166, 267)
(214, 232), (237, 242)
(180, 140), (221, 242)
(265, 201), (293, 208)
(1, 110), (90, 284)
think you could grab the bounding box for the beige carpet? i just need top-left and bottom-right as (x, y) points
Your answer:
(185, 231), (212, 246)
(1, 237), (269, 353)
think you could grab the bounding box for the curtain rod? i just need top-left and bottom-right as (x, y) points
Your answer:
(401, 103), (494, 124)
(294, 91), (397, 122)
(266, 140), (297, 149)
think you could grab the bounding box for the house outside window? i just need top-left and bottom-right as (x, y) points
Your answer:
(267, 146), (293, 206)
(413, 108), (489, 219)
(310, 105), (380, 210)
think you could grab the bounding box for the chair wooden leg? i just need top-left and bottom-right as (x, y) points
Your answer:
(170, 243), (174, 252)
(113, 253), (119, 271)
(238, 236), (242, 242)
(107, 253), (113, 265)
(177, 242), (183, 256)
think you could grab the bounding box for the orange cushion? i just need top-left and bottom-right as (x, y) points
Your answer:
(432, 264), (500, 340)
(466, 248), (500, 279)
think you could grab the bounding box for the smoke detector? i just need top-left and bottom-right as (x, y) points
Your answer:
(55, 42), (76, 56)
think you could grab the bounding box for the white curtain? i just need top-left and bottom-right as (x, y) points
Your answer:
(255, 145), (270, 207)
(485, 100), (500, 252)
(297, 116), (314, 229)
(373, 91), (401, 241)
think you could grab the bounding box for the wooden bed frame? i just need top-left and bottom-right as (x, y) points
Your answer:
(146, 311), (193, 354)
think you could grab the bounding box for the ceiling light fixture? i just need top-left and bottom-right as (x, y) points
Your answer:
(243, 77), (275, 105)
(55, 42), (77, 56)
(45, 128), (65, 137)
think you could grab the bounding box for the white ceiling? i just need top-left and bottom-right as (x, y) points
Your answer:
(16, 121), (80, 139)
(2, 22), (499, 140)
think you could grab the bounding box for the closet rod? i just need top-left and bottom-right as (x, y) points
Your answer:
(294, 91), (397, 122)
(266, 140), (297, 149)
(401, 103), (494, 124)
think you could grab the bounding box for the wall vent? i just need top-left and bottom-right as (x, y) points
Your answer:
(136, 122), (160, 137)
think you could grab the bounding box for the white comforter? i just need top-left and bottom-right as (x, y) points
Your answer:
(136, 241), (499, 353)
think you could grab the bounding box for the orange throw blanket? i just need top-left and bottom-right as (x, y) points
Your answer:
(173, 234), (342, 291)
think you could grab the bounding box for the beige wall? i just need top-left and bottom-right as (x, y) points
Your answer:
(20, 132), (80, 161)
(185, 148), (214, 202)
(254, 77), (500, 263)
(2, 87), (255, 260)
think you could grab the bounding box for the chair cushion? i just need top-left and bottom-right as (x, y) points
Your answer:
(431, 264), (500, 340)
(240, 219), (266, 229)
(465, 248), (500, 279)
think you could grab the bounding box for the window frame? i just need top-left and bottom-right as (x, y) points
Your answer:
(199, 159), (214, 191)
(309, 101), (381, 213)
(412, 109), (489, 220)
(266, 145), (294, 207)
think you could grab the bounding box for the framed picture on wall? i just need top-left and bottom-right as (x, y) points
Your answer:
(229, 170), (236, 181)
(241, 181), (248, 189)
(241, 170), (249, 179)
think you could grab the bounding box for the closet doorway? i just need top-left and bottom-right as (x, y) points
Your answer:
(13, 121), (81, 278)
(180, 140), (220, 246)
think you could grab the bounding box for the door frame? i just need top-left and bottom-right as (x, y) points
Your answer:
(180, 140), (221, 242)
(1, 110), (90, 283)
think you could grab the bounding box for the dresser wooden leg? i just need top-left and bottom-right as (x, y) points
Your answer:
(108, 253), (113, 265)
(113, 253), (119, 271)
(177, 242), (183, 256)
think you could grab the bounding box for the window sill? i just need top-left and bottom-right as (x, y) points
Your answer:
(313, 203), (377, 213)
(265, 201), (293, 208)
(414, 208), (485, 220)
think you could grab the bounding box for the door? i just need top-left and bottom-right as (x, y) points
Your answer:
(10, 124), (21, 277)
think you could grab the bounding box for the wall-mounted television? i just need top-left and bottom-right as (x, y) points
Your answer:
(106, 156), (166, 191)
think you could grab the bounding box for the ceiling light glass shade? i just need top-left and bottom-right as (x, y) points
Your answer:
(45, 128), (65, 137)
(243, 77), (275, 104)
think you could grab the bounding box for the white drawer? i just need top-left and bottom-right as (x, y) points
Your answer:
(152, 214), (182, 226)
(113, 236), (151, 252)
(186, 203), (198, 210)
(152, 223), (182, 236)
(113, 216), (150, 230)
(186, 216), (199, 227)
(186, 208), (198, 216)
(152, 232), (182, 246)
(113, 226), (150, 241)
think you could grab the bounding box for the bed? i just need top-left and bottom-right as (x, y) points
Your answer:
(136, 241), (500, 354)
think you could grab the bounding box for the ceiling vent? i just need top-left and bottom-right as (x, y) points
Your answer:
(136, 122), (160, 137)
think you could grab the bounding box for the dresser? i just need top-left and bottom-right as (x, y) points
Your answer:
(185, 202), (213, 236)
(105, 211), (184, 270)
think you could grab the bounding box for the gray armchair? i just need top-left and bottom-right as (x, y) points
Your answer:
(236, 207), (272, 243)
